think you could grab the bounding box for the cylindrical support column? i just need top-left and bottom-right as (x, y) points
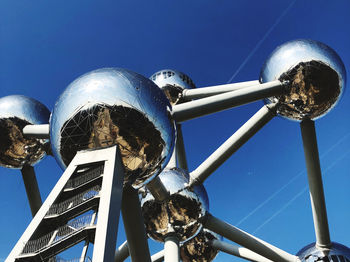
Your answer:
(151, 250), (164, 262)
(210, 240), (273, 262)
(182, 80), (259, 100)
(21, 165), (42, 217)
(189, 104), (276, 186)
(122, 186), (151, 262)
(23, 124), (50, 139)
(164, 235), (180, 262)
(80, 240), (90, 262)
(175, 124), (188, 170)
(204, 214), (298, 262)
(300, 120), (331, 249)
(114, 241), (129, 262)
(147, 176), (169, 202)
(172, 80), (284, 122)
(167, 147), (177, 169)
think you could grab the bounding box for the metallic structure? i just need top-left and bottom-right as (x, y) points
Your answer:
(4, 39), (350, 261)
(50, 68), (175, 188)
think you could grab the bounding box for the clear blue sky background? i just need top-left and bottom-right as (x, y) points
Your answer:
(1, 1), (350, 261)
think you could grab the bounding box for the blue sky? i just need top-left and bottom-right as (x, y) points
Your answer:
(1, 0), (350, 261)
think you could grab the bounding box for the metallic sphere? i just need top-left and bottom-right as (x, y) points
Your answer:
(150, 69), (196, 105)
(297, 242), (350, 262)
(0, 95), (50, 168)
(50, 68), (175, 188)
(260, 39), (346, 121)
(140, 168), (209, 243)
(180, 229), (221, 262)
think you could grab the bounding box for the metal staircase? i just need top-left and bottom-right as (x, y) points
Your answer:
(6, 146), (125, 262)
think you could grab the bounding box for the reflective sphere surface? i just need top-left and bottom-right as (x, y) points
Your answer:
(297, 242), (350, 262)
(260, 39), (346, 121)
(0, 95), (50, 168)
(140, 168), (209, 243)
(150, 69), (196, 105)
(50, 68), (175, 188)
(180, 229), (221, 262)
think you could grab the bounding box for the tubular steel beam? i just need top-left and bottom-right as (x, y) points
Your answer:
(121, 186), (151, 262)
(147, 176), (169, 202)
(175, 124), (188, 170)
(21, 165), (43, 217)
(114, 241), (129, 262)
(204, 214), (298, 262)
(151, 250), (164, 262)
(182, 80), (259, 100)
(23, 124), (50, 139)
(300, 120), (331, 249)
(189, 104), (276, 186)
(164, 235), (180, 262)
(172, 80), (284, 122)
(210, 240), (273, 262)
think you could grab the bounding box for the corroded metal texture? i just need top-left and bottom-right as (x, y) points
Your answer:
(260, 39), (346, 121)
(180, 229), (221, 262)
(50, 68), (175, 188)
(0, 95), (50, 168)
(140, 168), (208, 243)
(150, 69), (195, 105)
(297, 242), (350, 262)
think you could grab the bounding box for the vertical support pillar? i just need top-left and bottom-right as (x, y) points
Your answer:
(175, 124), (188, 170)
(21, 165), (42, 217)
(300, 120), (331, 249)
(122, 186), (151, 262)
(79, 240), (89, 262)
(114, 241), (129, 262)
(164, 234), (180, 262)
(92, 146), (125, 262)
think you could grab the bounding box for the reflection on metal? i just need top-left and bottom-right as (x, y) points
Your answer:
(297, 242), (350, 262)
(50, 68), (175, 188)
(180, 229), (221, 262)
(0, 95), (50, 168)
(260, 39), (346, 121)
(141, 168), (208, 243)
(150, 69), (195, 105)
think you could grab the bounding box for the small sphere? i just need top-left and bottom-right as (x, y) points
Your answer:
(260, 39), (346, 121)
(140, 168), (209, 243)
(0, 95), (50, 168)
(297, 242), (350, 261)
(150, 69), (196, 105)
(180, 229), (222, 262)
(50, 68), (175, 188)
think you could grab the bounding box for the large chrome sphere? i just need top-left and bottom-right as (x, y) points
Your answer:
(140, 168), (209, 243)
(50, 68), (175, 188)
(260, 39), (346, 121)
(180, 229), (221, 262)
(0, 95), (50, 168)
(297, 242), (350, 262)
(150, 69), (196, 105)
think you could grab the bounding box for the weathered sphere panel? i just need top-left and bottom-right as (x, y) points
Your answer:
(0, 95), (50, 168)
(297, 242), (350, 262)
(180, 229), (221, 262)
(150, 69), (195, 105)
(141, 168), (208, 243)
(260, 39), (346, 121)
(50, 68), (175, 188)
